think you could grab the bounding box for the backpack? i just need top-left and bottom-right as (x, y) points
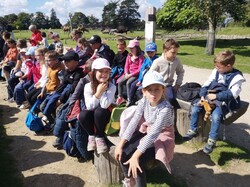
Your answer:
(63, 128), (81, 158)
(176, 82), (201, 102)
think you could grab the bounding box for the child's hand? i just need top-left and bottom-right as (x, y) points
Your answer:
(37, 93), (43, 99)
(123, 153), (142, 178)
(136, 81), (141, 86)
(95, 82), (108, 98)
(114, 146), (123, 161)
(125, 74), (131, 79)
(207, 93), (216, 101)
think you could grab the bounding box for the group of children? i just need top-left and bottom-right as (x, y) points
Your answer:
(0, 27), (245, 187)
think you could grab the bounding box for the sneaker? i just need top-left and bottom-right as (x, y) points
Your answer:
(203, 138), (216, 154)
(183, 129), (199, 141)
(52, 137), (63, 148)
(116, 97), (125, 105)
(122, 177), (136, 187)
(95, 137), (108, 154)
(19, 101), (30, 109)
(87, 136), (96, 151)
(8, 98), (15, 103)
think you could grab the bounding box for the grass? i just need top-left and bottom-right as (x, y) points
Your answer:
(210, 141), (250, 169)
(13, 27), (250, 73)
(0, 110), (23, 187)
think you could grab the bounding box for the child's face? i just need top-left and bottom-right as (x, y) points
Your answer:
(215, 62), (232, 74)
(45, 56), (58, 68)
(35, 52), (44, 62)
(117, 43), (126, 53)
(164, 47), (178, 61)
(143, 84), (165, 106)
(95, 68), (110, 83)
(64, 60), (78, 71)
(146, 51), (156, 58)
(7, 42), (15, 48)
(129, 47), (137, 55)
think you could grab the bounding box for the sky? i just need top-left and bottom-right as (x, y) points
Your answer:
(0, 0), (166, 25)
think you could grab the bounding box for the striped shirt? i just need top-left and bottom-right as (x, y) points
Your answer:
(122, 97), (174, 153)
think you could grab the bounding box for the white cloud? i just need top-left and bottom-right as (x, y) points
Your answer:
(0, 0), (163, 25)
(0, 0), (28, 16)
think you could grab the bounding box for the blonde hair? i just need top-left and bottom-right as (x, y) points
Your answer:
(214, 50), (235, 66)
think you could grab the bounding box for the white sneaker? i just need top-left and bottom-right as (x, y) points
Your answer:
(19, 101), (30, 109)
(87, 135), (96, 151)
(95, 137), (108, 154)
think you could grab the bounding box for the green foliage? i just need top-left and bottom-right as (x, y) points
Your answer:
(50, 9), (62, 29)
(157, 0), (206, 31)
(209, 141), (250, 169)
(70, 12), (89, 29)
(102, 1), (119, 28)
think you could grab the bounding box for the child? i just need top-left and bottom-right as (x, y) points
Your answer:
(114, 71), (175, 187)
(110, 38), (129, 85)
(183, 50), (245, 154)
(116, 39), (144, 105)
(24, 47), (48, 108)
(150, 38), (184, 107)
(50, 33), (64, 56)
(1, 39), (18, 81)
(78, 58), (116, 154)
(76, 38), (93, 66)
(40, 32), (49, 49)
(128, 42), (158, 106)
(40, 51), (85, 125)
(37, 51), (65, 125)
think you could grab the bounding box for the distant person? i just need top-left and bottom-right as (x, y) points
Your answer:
(76, 37), (93, 66)
(28, 25), (42, 46)
(40, 32), (49, 49)
(6, 24), (15, 40)
(65, 29), (83, 52)
(88, 35), (115, 65)
(50, 33), (63, 56)
(183, 50), (245, 154)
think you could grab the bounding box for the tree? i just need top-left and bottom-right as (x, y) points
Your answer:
(157, 0), (206, 31)
(14, 12), (32, 30)
(32, 12), (49, 29)
(87, 15), (99, 28)
(117, 0), (141, 30)
(71, 12), (89, 29)
(193, 0), (247, 55)
(50, 9), (62, 29)
(102, 1), (119, 28)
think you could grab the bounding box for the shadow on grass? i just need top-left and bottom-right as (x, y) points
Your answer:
(171, 150), (250, 186)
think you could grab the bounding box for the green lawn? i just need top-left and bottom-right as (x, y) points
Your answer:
(13, 27), (250, 73)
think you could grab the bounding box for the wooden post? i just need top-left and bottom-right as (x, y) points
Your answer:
(94, 146), (123, 184)
(176, 108), (210, 142)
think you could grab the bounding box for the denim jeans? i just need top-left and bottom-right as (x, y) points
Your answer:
(190, 104), (223, 140)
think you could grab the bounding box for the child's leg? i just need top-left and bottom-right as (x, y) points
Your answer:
(209, 106), (223, 141)
(128, 79), (138, 104)
(190, 105), (203, 132)
(94, 107), (111, 137)
(117, 75), (126, 97)
(126, 77), (137, 102)
(14, 82), (26, 106)
(78, 110), (95, 135)
(42, 92), (61, 118)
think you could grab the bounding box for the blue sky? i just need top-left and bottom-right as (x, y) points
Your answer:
(0, 0), (165, 25)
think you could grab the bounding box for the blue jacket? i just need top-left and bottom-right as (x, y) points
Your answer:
(137, 55), (158, 83)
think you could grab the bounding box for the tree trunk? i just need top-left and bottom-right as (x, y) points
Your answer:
(205, 21), (216, 55)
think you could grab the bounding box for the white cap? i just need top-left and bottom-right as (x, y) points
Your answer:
(142, 71), (166, 88)
(91, 58), (111, 70)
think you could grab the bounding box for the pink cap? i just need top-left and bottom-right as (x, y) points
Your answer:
(127, 39), (140, 48)
(91, 58), (111, 70)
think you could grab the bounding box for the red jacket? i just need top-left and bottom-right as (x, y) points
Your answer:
(30, 30), (42, 46)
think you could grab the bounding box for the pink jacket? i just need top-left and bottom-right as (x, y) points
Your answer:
(124, 54), (144, 77)
(119, 106), (175, 173)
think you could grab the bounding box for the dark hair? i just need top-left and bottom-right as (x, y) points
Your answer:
(7, 39), (16, 45)
(16, 39), (27, 48)
(45, 50), (59, 60)
(214, 50), (235, 66)
(117, 38), (126, 46)
(78, 38), (90, 48)
(41, 32), (47, 37)
(2, 31), (11, 40)
(163, 38), (180, 51)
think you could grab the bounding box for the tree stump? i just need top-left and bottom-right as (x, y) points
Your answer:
(176, 108), (210, 142)
(94, 146), (123, 184)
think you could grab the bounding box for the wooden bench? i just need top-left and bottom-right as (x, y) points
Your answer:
(176, 99), (249, 142)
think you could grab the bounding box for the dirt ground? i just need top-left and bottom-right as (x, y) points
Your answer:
(1, 65), (250, 187)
